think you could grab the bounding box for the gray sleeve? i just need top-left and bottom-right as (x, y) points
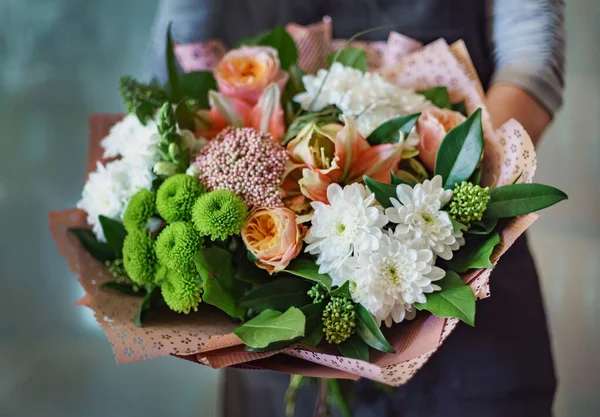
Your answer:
(145, 0), (226, 83)
(489, 0), (565, 116)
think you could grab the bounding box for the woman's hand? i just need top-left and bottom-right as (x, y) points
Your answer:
(486, 83), (552, 147)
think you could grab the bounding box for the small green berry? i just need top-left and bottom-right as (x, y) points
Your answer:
(156, 174), (205, 222)
(307, 284), (326, 304)
(449, 181), (491, 227)
(322, 297), (357, 345)
(192, 189), (248, 241)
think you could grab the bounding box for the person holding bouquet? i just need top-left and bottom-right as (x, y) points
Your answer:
(147, 1), (565, 415)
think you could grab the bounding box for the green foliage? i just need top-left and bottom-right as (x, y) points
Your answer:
(284, 258), (332, 290)
(434, 108), (484, 189)
(307, 284), (327, 304)
(122, 230), (157, 286)
(323, 297), (356, 344)
(467, 217), (498, 235)
(326, 379), (353, 417)
(68, 227), (116, 263)
(483, 183), (568, 218)
(118, 75), (167, 124)
(327, 48), (368, 72)
(155, 221), (203, 271)
(337, 334), (369, 361)
(161, 266), (203, 314)
(449, 181), (490, 227)
(134, 286), (163, 327)
(355, 304), (395, 353)
(178, 71), (217, 109)
(366, 113), (421, 146)
(239, 277), (313, 311)
(364, 176), (398, 208)
(123, 189), (156, 233)
(194, 246), (246, 319)
(415, 271), (476, 326)
(192, 189), (248, 241)
(446, 233), (500, 272)
(418, 86), (451, 109)
(234, 307), (306, 349)
(98, 216), (127, 257)
(300, 302), (327, 336)
(330, 281), (352, 299)
(156, 174), (205, 222)
(165, 23), (181, 101)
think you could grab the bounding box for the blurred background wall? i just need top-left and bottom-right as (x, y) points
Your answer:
(0, 0), (597, 416)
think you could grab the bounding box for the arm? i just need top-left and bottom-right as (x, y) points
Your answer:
(486, 0), (565, 145)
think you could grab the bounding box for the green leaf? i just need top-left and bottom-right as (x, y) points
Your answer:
(446, 233), (500, 272)
(285, 258), (332, 290)
(390, 171), (408, 185)
(165, 23), (181, 101)
(300, 326), (324, 347)
(470, 166), (483, 186)
(418, 87), (451, 109)
(134, 287), (159, 327)
(240, 277), (313, 311)
(68, 228), (116, 262)
(234, 307), (306, 349)
(194, 247), (246, 319)
(364, 176), (398, 208)
(257, 26), (298, 69)
(447, 214), (468, 234)
(245, 339), (298, 353)
(434, 108), (484, 189)
(300, 302), (327, 335)
(483, 183), (568, 219)
(337, 334), (369, 361)
(330, 281), (352, 299)
(355, 304), (395, 353)
(452, 101), (467, 116)
(366, 113), (421, 146)
(101, 281), (144, 297)
(179, 71), (217, 109)
(327, 48), (367, 72)
(327, 379), (353, 417)
(467, 217), (499, 235)
(391, 170), (419, 185)
(98, 215), (126, 257)
(415, 271), (476, 326)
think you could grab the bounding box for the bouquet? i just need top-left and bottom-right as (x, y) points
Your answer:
(50, 17), (567, 414)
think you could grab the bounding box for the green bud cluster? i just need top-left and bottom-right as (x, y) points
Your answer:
(105, 258), (130, 283)
(322, 297), (357, 345)
(307, 284), (326, 304)
(449, 181), (491, 227)
(118, 76), (166, 122)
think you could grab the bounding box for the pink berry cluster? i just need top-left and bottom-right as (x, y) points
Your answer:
(194, 127), (288, 207)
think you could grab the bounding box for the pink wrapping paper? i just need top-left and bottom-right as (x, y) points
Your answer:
(49, 21), (540, 386)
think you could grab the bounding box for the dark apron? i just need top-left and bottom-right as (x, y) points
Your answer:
(150, 1), (556, 415)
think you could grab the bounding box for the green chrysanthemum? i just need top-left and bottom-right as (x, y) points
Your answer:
(123, 189), (156, 233)
(122, 230), (157, 286)
(449, 181), (491, 226)
(322, 297), (357, 345)
(192, 189), (248, 241)
(155, 221), (203, 271)
(156, 174), (206, 223)
(307, 284), (326, 304)
(161, 267), (202, 314)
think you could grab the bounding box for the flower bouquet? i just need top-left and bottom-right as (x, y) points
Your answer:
(50, 17), (567, 414)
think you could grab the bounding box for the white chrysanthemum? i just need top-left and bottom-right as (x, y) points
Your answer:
(294, 63), (429, 140)
(385, 175), (464, 260)
(347, 230), (445, 327)
(304, 183), (388, 281)
(77, 160), (153, 241)
(101, 114), (161, 169)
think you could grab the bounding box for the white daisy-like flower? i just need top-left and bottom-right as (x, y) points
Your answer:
(385, 175), (464, 260)
(294, 63), (429, 140)
(347, 230), (446, 327)
(101, 114), (161, 169)
(304, 183), (388, 281)
(77, 159), (153, 241)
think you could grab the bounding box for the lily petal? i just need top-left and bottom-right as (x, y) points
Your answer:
(248, 83), (286, 142)
(334, 116), (371, 181)
(208, 90), (250, 128)
(299, 167), (334, 203)
(350, 143), (403, 183)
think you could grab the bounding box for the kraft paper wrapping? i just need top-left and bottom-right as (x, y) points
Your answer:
(49, 30), (539, 386)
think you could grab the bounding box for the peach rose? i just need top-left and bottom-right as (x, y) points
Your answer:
(214, 46), (289, 104)
(241, 207), (307, 274)
(416, 107), (467, 171)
